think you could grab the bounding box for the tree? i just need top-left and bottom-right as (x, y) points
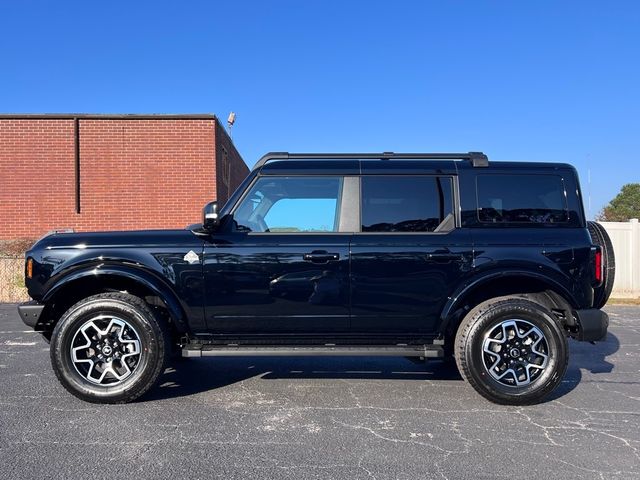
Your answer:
(596, 183), (640, 221)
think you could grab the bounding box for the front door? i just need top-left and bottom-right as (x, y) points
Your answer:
(203, 175), (353, 334)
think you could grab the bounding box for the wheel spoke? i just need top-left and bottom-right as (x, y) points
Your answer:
(96, 364), (110, 383)
(109, 363), (124, 380)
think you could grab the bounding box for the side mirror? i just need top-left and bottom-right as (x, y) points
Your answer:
(203, 201), (219, 231)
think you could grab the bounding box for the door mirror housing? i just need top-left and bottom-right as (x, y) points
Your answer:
(203, 201), (219, 231)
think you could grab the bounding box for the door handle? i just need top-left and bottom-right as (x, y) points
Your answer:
(303, 251), (340, 263)
(425, 251), (463, 263)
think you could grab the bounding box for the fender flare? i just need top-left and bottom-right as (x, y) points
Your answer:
(439, 269), (579, 334)
(43, 264), (189, 332)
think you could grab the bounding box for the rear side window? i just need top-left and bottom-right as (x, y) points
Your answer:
(477, 174), (568, 224)
(361, 176), (454, 232)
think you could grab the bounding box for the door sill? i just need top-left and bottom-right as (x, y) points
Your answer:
(182, 344), (444, 358)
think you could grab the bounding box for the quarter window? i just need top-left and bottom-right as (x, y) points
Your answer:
(361, 176), (454, 232)
(476, 174), (568, 223)
(233, 177), (343, 233)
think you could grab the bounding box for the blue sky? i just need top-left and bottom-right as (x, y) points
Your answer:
(1, 1), (638, 218)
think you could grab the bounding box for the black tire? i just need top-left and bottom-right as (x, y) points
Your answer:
(50, 292), (170, 404)
(455, 296), (568, 405)
(587, 221), (616, 309)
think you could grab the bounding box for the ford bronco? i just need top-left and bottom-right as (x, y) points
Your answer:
(18, 152), (614, 404)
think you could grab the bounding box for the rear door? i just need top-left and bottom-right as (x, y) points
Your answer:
(350, 174), (473, 334)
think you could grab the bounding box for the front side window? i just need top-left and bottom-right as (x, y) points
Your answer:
(232, 176), (343, 233)
(361, 176), (454, 232)
(477, 174), (568, 223)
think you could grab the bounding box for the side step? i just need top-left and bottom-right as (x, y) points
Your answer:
(182, 344), (444, 358)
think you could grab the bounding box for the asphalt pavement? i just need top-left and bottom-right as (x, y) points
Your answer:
(0, 303), (639, 479)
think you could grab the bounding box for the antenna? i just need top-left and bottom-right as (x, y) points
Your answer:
(588, 168), (592, 219)
(587, 154), (592, 219)
(227, 112), (236, 140)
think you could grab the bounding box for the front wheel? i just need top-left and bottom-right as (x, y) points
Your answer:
(455, 296), (568, 405)
(50, 293), (170, 404)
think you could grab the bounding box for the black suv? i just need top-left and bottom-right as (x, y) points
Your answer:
(18, 152), (614, 405)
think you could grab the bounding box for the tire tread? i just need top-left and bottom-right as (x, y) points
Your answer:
(587, 221), (616, 309)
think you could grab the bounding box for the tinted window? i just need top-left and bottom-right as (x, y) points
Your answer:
(361, 176), (454, 232)
(477, 174), (568, 223)
(233, 177), (342, 232)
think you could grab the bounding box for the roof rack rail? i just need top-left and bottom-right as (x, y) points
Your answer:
(253, 151), (489, 170)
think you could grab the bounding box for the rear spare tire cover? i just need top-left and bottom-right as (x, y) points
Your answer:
(587, 221), (616, 309)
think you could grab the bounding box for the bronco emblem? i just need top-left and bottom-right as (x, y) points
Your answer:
(183, 250), (200, 264)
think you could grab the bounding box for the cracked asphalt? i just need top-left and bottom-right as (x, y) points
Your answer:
(0, 304), (639, 479)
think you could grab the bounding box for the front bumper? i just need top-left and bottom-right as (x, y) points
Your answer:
(17, 301), (44, 329)
(573, 308), (609, 342)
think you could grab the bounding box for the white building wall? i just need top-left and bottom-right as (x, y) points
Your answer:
(599, 219), (640, 297)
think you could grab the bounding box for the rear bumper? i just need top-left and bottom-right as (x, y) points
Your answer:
(17, 301), (44, 329)
(573, 308), (609, 342)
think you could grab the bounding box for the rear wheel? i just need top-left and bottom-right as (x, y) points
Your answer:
(50, 293), (170, 404)
(587, 221), (616, 309)
(455, 296), (568, 405)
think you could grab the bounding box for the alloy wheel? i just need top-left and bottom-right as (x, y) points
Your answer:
(481, 319), (549, 387)
(70, 315), (142, 385)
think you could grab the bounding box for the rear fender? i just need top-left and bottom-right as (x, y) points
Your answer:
(439, 270), (579, 335)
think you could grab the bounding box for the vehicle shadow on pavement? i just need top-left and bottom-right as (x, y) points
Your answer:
(145, 356), (464, 402)
(546, 332), (620, 401)
(146, 334), (620, 403)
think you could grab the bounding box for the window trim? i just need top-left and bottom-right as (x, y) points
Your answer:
(355, 174), (459, 235)
(338, 176), (360, 232)
(475, 173), (570, 225)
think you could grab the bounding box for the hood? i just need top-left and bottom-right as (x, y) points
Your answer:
(30, 229), (201, 252)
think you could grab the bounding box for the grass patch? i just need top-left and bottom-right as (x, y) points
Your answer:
(607, 297), (640, 306)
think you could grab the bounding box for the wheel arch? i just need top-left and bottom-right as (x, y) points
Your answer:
(440, 271), (578, 336)
(39, 265), (189, 335)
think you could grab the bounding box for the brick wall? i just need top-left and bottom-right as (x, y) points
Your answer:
(0, 119), (75, 240)
(0, 115), (249, 240)
(214, 120), (249, 206)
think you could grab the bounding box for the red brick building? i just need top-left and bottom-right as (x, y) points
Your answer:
(0, 114), (249, 240)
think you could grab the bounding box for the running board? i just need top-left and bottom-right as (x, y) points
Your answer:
(182, 344), (444, 358)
